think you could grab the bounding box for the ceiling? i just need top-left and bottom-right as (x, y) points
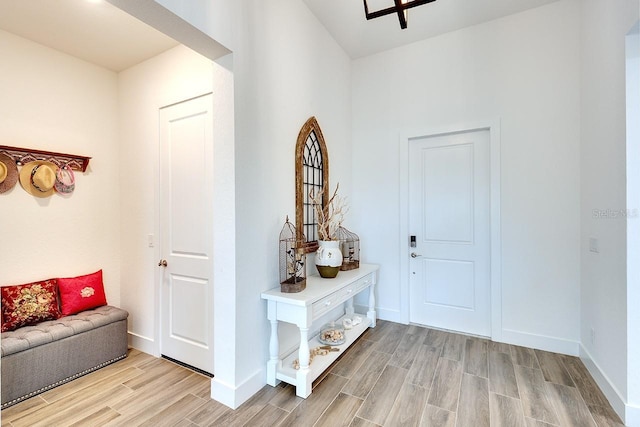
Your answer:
(303, 0), (560, 58)
(0, 0), (560, 71)
(0, 0), (179, 72)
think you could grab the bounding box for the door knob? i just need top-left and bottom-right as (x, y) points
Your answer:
(411, 252), (422, 258)
(158, 259), (168, 267)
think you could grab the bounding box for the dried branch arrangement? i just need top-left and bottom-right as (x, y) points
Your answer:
(309, 183), (348, 241)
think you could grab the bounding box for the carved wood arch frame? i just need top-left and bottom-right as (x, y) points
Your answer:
(295, 116), (329, 253)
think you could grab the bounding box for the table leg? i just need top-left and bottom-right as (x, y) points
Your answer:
(296, 327), (312, 397)
(298, 327), (310, 369)
(346, 296), (355, 317)
(267, 318), (279, 386)
(367, 280), (376, 327)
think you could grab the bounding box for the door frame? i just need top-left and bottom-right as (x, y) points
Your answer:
(399, 120), (502, 341)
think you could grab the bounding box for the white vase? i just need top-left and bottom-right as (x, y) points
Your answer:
(315, 240), (342, 278)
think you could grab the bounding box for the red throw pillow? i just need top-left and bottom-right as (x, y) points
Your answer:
(57, 270), (107, 316)
(1, 279), (61, 332)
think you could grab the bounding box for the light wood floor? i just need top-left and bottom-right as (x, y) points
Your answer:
(1, 320), (624, 426)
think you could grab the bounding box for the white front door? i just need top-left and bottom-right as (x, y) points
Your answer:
(159, 93), (214, 374)
(409, 129), (491, 337)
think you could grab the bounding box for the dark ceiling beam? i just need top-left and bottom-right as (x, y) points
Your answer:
(363, 0), (438, 29)
(393, 0), (408, 29)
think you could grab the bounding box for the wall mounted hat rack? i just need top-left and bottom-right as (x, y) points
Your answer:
(0, 145), (91, 172)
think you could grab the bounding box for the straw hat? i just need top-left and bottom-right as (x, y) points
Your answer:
(0, 153), (19, 194)
(19, 161), (57, 197)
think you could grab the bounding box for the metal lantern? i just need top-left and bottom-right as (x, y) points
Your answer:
(337, 225), (360, 271)
(279, 216), (307, 293)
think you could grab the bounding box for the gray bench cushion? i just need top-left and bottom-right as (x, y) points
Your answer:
(1, 305), (128, 357)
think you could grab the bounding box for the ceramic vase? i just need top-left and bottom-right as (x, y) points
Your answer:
(315, 240), (342, 278)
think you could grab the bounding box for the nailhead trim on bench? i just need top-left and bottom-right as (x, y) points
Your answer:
(0, 353), (127, 410)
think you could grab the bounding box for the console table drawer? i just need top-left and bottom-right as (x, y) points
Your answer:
(312, 293), (339, 318)
(339, 284), (357, 300)
(354, 273), (374, 292)
(311, 273), (374, 319)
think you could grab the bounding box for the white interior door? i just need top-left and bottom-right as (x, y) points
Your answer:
(409, 129), (491, 337)
(159, 93), (214, 374)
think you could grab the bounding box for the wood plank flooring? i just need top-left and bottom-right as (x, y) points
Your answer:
(1, 320), (624, 426)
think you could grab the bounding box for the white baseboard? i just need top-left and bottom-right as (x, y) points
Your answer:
(211, 368), (265, 409)
(354, 304), (407, 324)
(580, 344), (632, 425)
(500, 329), (580, 356)
(127, 331), (157, 356)
(625, 404), (640, 426)
(347, 315), (578, 356)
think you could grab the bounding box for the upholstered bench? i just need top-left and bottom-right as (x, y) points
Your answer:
(1, 305), (128, 409)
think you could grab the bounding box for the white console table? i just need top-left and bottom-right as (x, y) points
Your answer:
(261, 263), (379, 398)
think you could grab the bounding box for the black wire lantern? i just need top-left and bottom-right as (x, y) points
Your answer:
(279, 216), (307, 293)
(337, 225), (360, 271)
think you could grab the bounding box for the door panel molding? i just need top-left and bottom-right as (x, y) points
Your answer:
(421, 142), (475, 244)
(423, 258), (476, 310)
(399, 120), (502, 341)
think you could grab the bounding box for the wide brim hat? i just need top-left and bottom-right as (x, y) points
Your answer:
(19, 160), (57, 198)
(0, 153), (19, 194)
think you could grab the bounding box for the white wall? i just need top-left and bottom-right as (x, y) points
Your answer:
(580, 0), (639, 423)
(352, 0), (582, 352)
(153, 0), (233, 52)
(226, 0), (352, 406)
(0, 30), (121, 303)
(627, 22), (640, 425)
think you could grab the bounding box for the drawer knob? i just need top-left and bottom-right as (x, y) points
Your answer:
(325, 301), (331, 306)
(347, 289), (353, 294)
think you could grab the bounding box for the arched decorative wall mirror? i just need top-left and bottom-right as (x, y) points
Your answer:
(295, 116), (329, 253)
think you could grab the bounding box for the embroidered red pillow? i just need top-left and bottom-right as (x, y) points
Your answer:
(57, 270), (107, 316)
(1, 279), (61, 332)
